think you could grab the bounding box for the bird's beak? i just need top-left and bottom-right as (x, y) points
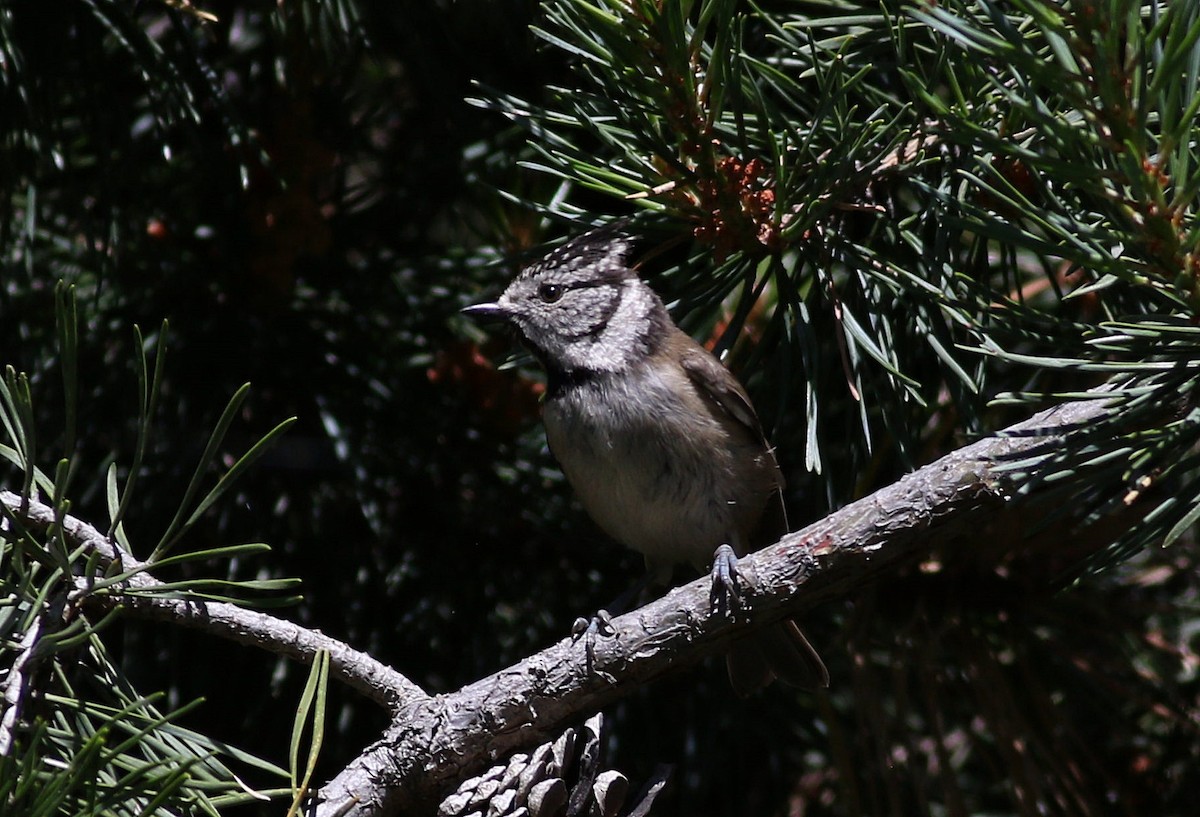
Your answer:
(461, 302), (512, 323)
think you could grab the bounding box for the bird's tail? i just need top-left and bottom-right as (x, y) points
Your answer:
(726, 618), (829, 696)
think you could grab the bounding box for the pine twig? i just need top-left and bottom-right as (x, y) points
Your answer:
(0, 490), (427, 713)
(0, 590), (67, 757)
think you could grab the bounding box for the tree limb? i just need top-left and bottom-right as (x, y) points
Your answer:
(0, 394), (1129, 815)
(312, 395), (1121, 817)
(0, 490), (428, 713)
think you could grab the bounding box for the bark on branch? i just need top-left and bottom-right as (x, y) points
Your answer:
(1, 395), (1123, 817)
(313, 396), (1119, 816)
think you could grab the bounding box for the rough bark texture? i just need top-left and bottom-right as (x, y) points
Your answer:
(312, 396), (1115, 816)
(0, 396), (1122, 815)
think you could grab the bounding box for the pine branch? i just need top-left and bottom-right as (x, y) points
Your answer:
(313, 392), (1147, 817)
(0, 588), (67, 757)
(0, 490), (427, 713)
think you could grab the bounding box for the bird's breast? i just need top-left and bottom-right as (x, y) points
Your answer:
(542, 365), (775, 569)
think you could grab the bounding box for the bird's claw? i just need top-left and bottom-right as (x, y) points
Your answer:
(709, 543), (742, 615)
(571, 609), (616, 640)
(572, 610), (616, 676)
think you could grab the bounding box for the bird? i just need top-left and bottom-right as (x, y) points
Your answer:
(463, 221), (828, 695)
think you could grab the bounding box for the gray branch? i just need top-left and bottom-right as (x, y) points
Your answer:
(0, 617), (44, 757)
(0, 589), (68, 758)
(0, 395), (1128, 816)
(313, 396), (1120, 817)
(0, 490), (427, 712)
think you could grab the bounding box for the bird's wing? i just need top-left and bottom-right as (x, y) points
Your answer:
(680, 345), (789, 542)
(679, 346), (770, 451)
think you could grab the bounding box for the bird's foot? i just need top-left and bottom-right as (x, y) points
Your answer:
(571, 609), (616, 641)
(709, 543), (742, 616)
(572, 610), (617, 679)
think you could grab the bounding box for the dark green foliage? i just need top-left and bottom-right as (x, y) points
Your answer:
(2, 1), (1199, 815)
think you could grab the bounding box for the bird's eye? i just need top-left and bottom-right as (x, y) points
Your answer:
(538, 283), (565, 303)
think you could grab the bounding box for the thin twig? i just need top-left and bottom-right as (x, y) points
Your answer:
(0, 490), (427, 713)
(0, 590), (67, 757)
